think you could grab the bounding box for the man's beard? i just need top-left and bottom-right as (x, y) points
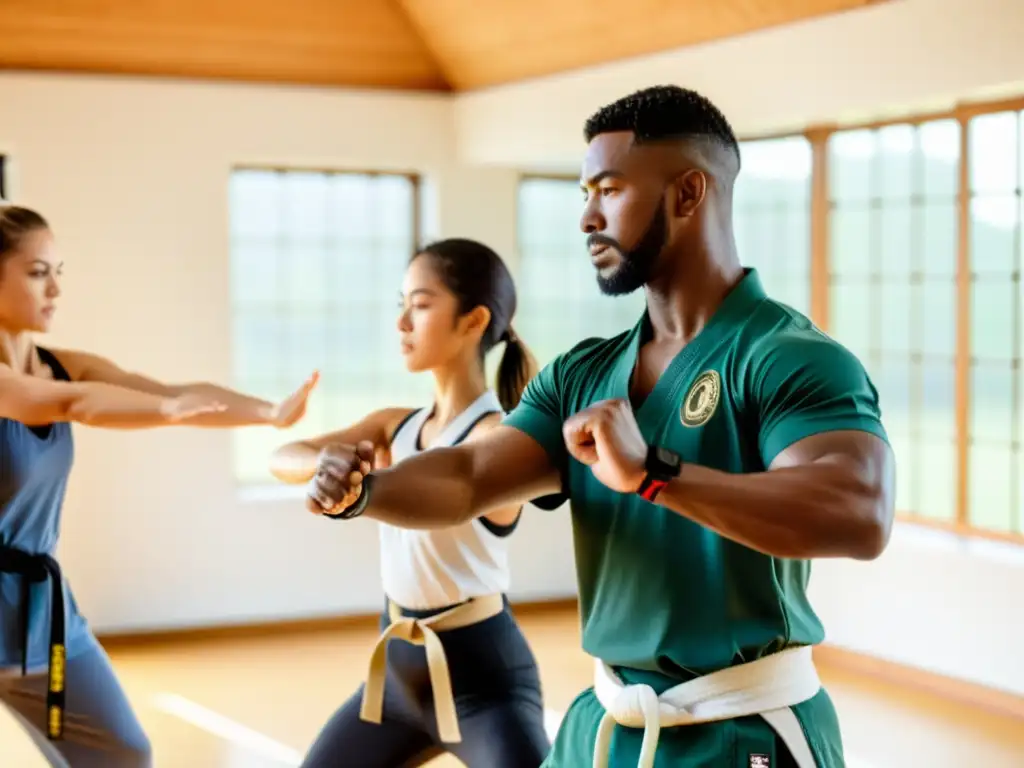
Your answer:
(588, 204), (667, 296)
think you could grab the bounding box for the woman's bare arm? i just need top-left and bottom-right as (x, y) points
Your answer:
(268, 407), (415, 485)
(49, 348), (316, 428)
(0, 365), (219, 428)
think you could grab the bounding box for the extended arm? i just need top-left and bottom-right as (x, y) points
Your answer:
(0, 365), (207, 428)
(268, 407), (413, 485)
(305, 353), (572, 526)
(653, 430), (893, 560)
(360, 426), (562, 529)
(50, 348), (316, 428)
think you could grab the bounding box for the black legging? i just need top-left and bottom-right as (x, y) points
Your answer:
(301, 597), (550, 768)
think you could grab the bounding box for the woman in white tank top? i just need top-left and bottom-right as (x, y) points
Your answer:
(269, 239), (552, 768)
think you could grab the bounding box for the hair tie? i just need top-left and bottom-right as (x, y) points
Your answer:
(504, 328), (518, 344)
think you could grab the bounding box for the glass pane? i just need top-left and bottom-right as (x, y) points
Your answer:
(918, 357), (956, 438)
(970, 278), (1015, 361)
(915, 439), (957, 521)
(889, 431), (914, 513)
(829, 280), (874, 358)
(775, 277), (810, 317)
(782, 208), (811, 277)
(874, 356), (912, 435)
(736, 136), (811, 208)
(328, 174), (375, 240)
(280, 245), (329, 306)
(229, 243), (280, 306)
(282, 309), (331, 376)
(734, 210), (757, 266)
(919, 119), (961, 199)
(917, 279), (956, 358)
(878, 204), (913, 278)
(374, 175), (416, 243)
(970, 195), (1021, 274)
(1020, 109), (1024, 194)
(878, 281), (912, 354)
(969, 444), (1013, 532)
(920, 201), (957, 278)
(231, 310), (285, 381)
(969, 111), (1020, 194)
(281, 171), (329, 239)
(970, 362), (1014, 443)
(519, 179), (580, 248)
(829, 130), (875, 202)
(736, 209), (774, 272)
(518, 178), (624, 369)
(830, 206), (873, 277)
(230, 169), (282, 238)
(877, 124), (915, 200)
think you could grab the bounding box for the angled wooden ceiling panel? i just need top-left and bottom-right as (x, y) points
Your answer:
(398, 0), (888, 90)
(0, 0), (889, 92)
(0, 0), (449, 90)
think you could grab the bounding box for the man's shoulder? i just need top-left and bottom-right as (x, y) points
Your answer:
(736, 298), (859, 367)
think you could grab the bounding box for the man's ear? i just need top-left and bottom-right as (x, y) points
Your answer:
(673, 169), (707, 218)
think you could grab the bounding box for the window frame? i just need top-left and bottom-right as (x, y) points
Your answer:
(750, 96), (1024, 545)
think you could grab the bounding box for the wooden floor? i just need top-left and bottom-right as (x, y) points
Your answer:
(1, 603), (1022, 767)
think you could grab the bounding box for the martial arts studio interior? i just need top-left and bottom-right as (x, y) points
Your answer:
(1, 0), (1023, 766)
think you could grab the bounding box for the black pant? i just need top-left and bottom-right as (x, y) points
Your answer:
(301, 597), (550, 768)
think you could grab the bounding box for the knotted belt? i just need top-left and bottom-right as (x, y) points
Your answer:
(0, 546), (67, 740)
(591, 645), (822, 768)
(359, 593), (505, 743)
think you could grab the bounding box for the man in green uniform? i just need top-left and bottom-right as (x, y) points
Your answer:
(304, 85), (896, 767)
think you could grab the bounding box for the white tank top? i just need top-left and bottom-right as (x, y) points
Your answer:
(379, 390), (517, 610)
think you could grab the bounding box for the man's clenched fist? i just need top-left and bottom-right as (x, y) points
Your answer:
(305, 440), (375, 515)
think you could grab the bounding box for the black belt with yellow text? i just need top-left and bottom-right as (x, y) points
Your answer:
(0, 545), (67, 740)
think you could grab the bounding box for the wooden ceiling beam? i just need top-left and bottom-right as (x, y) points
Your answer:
(397, 0), (889, 90)
(0, 0), (451, 91)
(0, 0), (889, 92)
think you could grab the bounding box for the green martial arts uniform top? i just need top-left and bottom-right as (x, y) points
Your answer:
(503, 269), (888, 767)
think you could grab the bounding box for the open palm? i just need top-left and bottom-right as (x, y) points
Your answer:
(270, 371), (320, 428)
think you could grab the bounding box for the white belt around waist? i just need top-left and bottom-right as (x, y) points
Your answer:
(359, 593), (505, 744)
(592, 645), (821, 768)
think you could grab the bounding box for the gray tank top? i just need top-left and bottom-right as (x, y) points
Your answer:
(378, 390), (520, 610)
(0, 348), (90, 671)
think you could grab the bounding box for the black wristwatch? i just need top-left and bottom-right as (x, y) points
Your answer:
(323, 474), (375, 521)
(636, 445), (682, 503)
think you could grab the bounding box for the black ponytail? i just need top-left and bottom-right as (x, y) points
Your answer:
(495, 326), (538, 412)
(413, 238), (537, 411)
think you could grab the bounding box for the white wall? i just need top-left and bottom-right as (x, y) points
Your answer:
(452, 0), (1024, 698)
(3, 0), (1023, 703)
(0, 72), (576, 636)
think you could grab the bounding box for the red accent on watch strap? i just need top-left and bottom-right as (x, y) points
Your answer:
(639, 477), (668, 502)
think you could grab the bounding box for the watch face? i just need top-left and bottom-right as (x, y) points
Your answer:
(655, 446), (680, 467)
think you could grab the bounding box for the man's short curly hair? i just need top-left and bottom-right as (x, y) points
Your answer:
(584, 85), (740, 165)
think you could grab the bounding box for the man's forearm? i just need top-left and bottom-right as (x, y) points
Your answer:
(658, 461), (889, 560)
(363, 446), (477, 529)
